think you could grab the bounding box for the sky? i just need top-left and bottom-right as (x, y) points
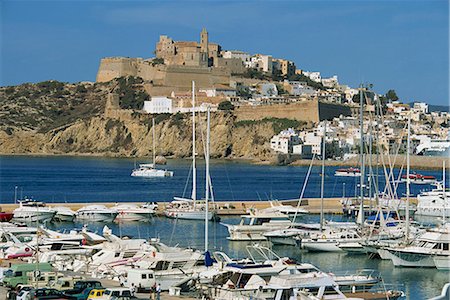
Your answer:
(1, 0), (448, 106)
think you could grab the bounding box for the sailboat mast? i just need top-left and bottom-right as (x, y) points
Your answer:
(359, 85), (365, 227)
(406, 112), (411, 241)
(205, 106), (210, 252)
(192, 82), (197, 207)
(320, 121), (326, 232)
(443, 161), (446, 224)
(152, 118), (156, 165)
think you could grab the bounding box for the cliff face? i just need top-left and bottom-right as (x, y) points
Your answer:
(0, 80), (307, 160)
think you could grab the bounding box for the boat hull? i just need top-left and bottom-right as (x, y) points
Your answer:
(165, 210), (215, 221)
(387, 250), (436, 267)
(0, 212), (13, 222)
(53, 213), (75, 222)
(116, 212), (154, 222)
(13, 211), (56, 223)
(76, 212), (118, 222)
(433, 256), (450, 270)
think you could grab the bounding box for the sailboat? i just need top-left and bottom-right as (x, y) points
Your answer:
(165, 82), (217, 221)
(131, 118), (174, 177)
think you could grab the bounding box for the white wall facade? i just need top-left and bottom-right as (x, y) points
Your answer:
(143, 97), (173, 114)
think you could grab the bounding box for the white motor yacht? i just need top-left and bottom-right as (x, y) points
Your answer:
(112, 203), (155, 221)
(415, 183), (450, 217)
(13, 199), (56, 223)
(131, 164), (174, 177)
(266, 200), (309, 216)
(221, 210), (292, 241)
(75, 205), (118, 222)
(52, 206), (76, 222)
(300, 228), (366, 252)
(334, 167), (361, 177)
(386, 222), (450, 268)
(164, 198), (216, 221)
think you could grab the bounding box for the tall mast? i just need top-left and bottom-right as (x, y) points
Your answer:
(358, 85), (365, 226)
(443, 161), (446, 224)
(406, 112), (411, 241)
(192, 82), (197, 207)
(152, 118), (156, 165)
(320, 121), (326, 232)
(205, 106), (210, 252)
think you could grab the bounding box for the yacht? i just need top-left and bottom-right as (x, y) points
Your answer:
(400, 173), (436, 185)
(165, 93), (216, 221)
(164, 199), (216, 221)
(12, 199), (56, 223)
(75, 205), (118, 222)
(131, 164), (173, 177)
(415, 183), (450, 217)
(266, 200), (309, 216)
(334, 167), (361, 177)
(386, 223), (450, 268)
(52, 206), (76, 222)
(221, 210), (292, 241)
(300, 228), (366, 252)
(131, 118), (174, 178)
(112, 203), (155, 221)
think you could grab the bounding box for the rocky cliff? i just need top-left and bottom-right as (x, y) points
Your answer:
(0, 79), (311, 160)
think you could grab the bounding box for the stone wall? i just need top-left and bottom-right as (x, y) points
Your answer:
(235, 100), (320, 122)
(235, 100), (352, 123)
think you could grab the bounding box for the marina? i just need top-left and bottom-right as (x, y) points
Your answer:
(0, 156), (448, 299)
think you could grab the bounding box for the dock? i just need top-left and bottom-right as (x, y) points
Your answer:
(0, 198), (417, 215)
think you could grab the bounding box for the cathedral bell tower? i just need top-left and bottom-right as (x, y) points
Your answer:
(200, 28), (209, 66)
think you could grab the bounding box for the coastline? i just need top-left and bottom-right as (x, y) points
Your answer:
(1, 153), (448, 170)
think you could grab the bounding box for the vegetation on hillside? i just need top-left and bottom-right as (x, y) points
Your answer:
(116, 76), (149, 110)
(0, 80), (105, 132)
(235, 117), (308, 134)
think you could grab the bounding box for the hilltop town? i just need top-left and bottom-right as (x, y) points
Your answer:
(0, 28), (449, 165)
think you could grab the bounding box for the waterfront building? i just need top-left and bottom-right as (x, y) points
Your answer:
(143, 96), (173, 114)
(270, 128), (301, 154)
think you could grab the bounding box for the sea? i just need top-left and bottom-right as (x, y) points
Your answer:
(0, 155), (449, 299)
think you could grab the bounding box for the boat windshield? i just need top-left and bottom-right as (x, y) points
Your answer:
(4, 269), (13, 277)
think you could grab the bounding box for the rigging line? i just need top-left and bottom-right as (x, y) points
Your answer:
(292, 153), (316, 224)
(182, 161), (193, 199)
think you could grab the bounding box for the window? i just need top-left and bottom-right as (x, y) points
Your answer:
(123, 291), (132, 297)
(15, 271), (22, 277)
(112, 291), (120, 296)
(142, 274), (147, 279)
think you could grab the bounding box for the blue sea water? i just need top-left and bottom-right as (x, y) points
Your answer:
(0, 155), (444, 204)
(0, 155), (449, 299)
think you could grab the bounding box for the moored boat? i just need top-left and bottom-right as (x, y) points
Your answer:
(76, 205), (118, 222)
(335, 167), (361, 177)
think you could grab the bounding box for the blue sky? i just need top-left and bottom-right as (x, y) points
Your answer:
(1, 0), (448, 105)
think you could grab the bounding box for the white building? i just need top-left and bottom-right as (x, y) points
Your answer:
(321, 75), (339, 88)
(250, 54), (273, 73)
(303, 71), (322, 83)
(270, 128), (301, 154)
(222, 50), (251, 63)
(143, 96), (172, 114)
(260, 83), (278, 96)
(199, 85), (237, 97)
(412, 102), (429, 114)
(285, 81), (316, 96)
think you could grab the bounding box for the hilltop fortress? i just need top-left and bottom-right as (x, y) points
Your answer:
(96, 28), (245, 90)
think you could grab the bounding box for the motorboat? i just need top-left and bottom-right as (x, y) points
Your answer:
(164, 199), (217, 221)
(12, 199), (56, 223)
(386, 222), (450, 268)
(334, 167), (361, 177)
(131, 164), (174, 177)
(400, 173), (436, 185)
(266, 200), (309, 216)
(52, 206), (76, 222)
(75, 205), (118, 222)
(221, 210), (292, 241)
(300, 228), (366, 252)
(415, 183), (450, 217)
(433, 255), (450, 270)
(112, 203), (155, 222)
